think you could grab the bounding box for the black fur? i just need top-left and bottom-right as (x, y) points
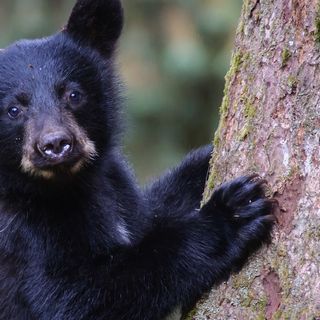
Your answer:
(0, 1), (275, 319)
(66, 0), (124, 57)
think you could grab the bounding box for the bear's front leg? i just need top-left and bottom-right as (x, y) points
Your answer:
(106, 176), (276, 320)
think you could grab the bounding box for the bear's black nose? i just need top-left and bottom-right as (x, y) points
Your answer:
(38, 132), (73, 160)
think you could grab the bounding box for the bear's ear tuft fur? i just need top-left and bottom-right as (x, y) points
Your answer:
(65, 0), (123, 57)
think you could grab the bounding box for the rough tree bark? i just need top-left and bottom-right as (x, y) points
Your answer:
(192, 0), (320, 319)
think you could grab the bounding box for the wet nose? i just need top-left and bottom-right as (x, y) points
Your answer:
(38, 132), (73, 159)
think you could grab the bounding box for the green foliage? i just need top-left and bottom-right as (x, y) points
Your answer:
(0, 0), (241, 182)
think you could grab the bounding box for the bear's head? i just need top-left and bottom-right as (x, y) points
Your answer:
(0, 0), (123, 179)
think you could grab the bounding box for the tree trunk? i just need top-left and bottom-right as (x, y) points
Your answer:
(193, 0), (320, 319)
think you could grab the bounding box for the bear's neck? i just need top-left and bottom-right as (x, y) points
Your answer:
(0, 153), (142, 257)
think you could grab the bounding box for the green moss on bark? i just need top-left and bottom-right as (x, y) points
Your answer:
(184, 307), (198, 320)
(315, 2), (320, 43)
(281, 48), (292, 67)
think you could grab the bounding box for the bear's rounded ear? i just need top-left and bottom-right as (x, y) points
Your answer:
(65, 0), (124, 57)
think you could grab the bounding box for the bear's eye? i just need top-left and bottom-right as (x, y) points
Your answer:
(8, 106), (22, 119)
(68, 90), (83, 106)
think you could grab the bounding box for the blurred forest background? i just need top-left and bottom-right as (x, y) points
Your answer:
(0, 0), (241, 182)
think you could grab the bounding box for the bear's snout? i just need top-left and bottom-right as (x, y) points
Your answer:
(20, 114), (97, 179)
(37, 131), (73, 162)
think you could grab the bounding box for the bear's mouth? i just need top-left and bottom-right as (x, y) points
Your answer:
(33, 154), (83, 172)
(21, 140), (97, 179)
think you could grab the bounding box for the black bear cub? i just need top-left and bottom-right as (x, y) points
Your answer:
(0, 1), (275, 319)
